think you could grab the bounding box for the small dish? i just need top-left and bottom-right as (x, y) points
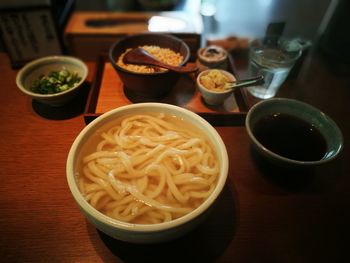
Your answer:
(16, 56), (88, 107)
(109, 33), (190, 99)
(197, 69), (236, 105)
(245, 98), (343, 167)
(197, 45), (228, 69)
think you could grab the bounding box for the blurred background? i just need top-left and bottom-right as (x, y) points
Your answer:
(0, 0), (348, 66)
(76, 0), (337, 39)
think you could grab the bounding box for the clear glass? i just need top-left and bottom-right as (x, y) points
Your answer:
(247, 37), (302, 99)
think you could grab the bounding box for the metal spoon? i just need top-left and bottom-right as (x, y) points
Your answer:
(123, 48), (198, 73)
(225, 75), (264, 90)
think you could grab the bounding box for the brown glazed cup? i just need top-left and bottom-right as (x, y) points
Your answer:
(109, 33), (190, 99)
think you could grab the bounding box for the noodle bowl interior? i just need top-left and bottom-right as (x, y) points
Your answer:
(76, 113), (219, 224)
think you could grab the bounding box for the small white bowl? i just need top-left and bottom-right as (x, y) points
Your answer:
(197, 69), (236, 105)
(16, 56), (88, 107)
(66, 103), (229, 243)
(197, 45), (228, 69)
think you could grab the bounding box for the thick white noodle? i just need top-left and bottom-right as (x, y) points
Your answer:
(78, 114), (219, 224)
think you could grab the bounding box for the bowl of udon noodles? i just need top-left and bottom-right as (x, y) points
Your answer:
(66, 103), (229, 243)
(109, 33), (190, 99)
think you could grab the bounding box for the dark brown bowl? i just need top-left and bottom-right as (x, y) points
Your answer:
(109, 33), (190, 98)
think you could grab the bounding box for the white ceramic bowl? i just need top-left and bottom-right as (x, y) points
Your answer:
(197, 69), (236, 105)
(16, 56), (88, 106)
(66, 103), (229, 243)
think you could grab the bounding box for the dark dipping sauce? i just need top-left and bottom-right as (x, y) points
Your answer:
(252, 113), (327, 161)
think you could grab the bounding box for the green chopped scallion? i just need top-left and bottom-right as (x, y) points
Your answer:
(30, 68), (81, 94)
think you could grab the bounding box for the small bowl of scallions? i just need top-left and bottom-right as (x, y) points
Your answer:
(16, 56), (88, 106)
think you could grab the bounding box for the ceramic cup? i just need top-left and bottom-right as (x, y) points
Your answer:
(245, 98), (343, 167)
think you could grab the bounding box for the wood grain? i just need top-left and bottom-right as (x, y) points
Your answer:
(92, 61), (242, 115)
(1, 42), (350, 263)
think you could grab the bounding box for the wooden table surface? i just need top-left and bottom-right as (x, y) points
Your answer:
(1, 43), (350, 262)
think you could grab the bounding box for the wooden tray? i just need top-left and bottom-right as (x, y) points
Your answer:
(84, 54), (249, 126)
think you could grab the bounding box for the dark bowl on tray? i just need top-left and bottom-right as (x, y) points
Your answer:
(109, 33), (190, 99)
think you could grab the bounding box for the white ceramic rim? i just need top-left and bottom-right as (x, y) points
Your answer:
(245, 98), (343, 166)
(197, 69), (235, 95)
(66, 103), (229, 232)
(16, 55), (88, 98)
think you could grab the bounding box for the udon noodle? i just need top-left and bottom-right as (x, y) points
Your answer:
(77, 113), (219, 224)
